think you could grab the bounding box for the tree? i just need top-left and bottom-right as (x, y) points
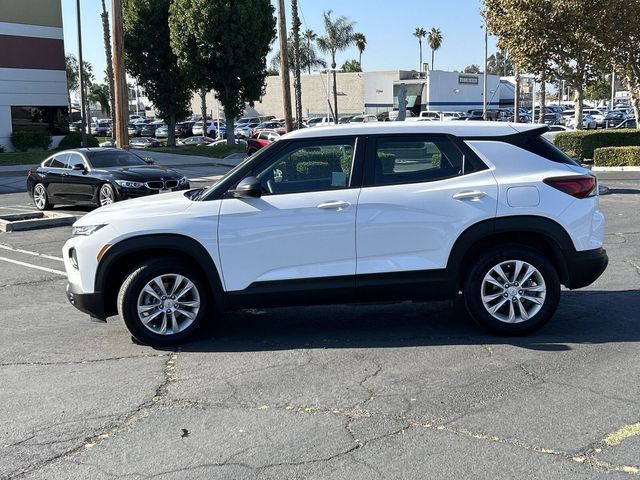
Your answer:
(303, 29), (318, 74)
(413, 27), (426, 72)
(291, 0), (302, 125)
(317, 10), (355, 123)
(486, 50), (514, 76)
(464, 64), (481, 74)
(65, 54), (78, 116)
(170, 0), (276, 144)
(341, 59), (361, 72)
(270, 34), (327, 73)
(123, 0), (191, 146)
(427, 28), (442, 70)
(89, 84), (111, 116)
(585, 78), (611, 102)
(100, 0), (115, 126)
(354, 32), (366, 67)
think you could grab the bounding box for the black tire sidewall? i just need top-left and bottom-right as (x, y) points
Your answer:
(463, 246), (560, 335)
(118, 259), (210, 346)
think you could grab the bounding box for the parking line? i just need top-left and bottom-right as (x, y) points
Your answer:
(0, 256), (66, 276)
(0, 206), (37, 212)
(0, 244), (64, 262)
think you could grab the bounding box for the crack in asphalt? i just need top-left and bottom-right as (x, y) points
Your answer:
(627, 259), (640, 276)
(0, 353), (169, 368)
(0, 277), (63, 289)
(5, 352), (179, 480)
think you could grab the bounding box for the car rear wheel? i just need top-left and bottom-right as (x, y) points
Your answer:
(463, 246), (560, 335)
(32, 183), (52, 210)
(117, 258), (210, 346)
(98, 183), (116, 207)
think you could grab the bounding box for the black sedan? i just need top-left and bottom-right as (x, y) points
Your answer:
(27, 148), (190, 210)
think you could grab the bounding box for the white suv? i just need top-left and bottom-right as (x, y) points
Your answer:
(63, 122), (607, 346)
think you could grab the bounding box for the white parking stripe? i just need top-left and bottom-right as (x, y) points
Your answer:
(0, 206), (37, 212)
(0, 244), (64, 262)
(0, 256), (66, 276)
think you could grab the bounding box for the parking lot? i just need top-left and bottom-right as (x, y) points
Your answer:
(1, 171), (639, 479)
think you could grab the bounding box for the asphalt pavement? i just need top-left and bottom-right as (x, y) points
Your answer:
(0, 172), (639, 479)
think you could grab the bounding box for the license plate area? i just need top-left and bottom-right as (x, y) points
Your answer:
(159, 188), (171, 193)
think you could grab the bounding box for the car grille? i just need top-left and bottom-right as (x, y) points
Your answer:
(145, 180), (178, 190)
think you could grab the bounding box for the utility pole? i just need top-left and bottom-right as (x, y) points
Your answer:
(76, 0), (87, 147)
(276, 0), (293, 132)
(100, 0), (115, 136)
(111, 0), (128, 148)
(482, 22), (488, 120)
(610, 70), (616, 112)
(514, 67), (520, 123)
(291, 0), (303, 128)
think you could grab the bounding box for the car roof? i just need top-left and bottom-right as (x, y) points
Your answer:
(282, 122), (544, 140)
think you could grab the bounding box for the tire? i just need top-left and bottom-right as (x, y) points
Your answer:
(463, 245), (560, 335)
(32, 183), (52, 210)
(98, 183), (116, 207)
(117, 258), (210, 346)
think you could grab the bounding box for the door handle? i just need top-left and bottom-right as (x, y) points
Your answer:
(452, 190), (486, 201)
(62, 172), (69, 177)
(317, 200), (350, 211)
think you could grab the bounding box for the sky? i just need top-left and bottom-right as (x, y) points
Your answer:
(61, 0), (499, 83)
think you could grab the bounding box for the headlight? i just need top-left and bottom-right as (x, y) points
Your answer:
(115, 180), (144, 188)
(178, 176), (188, 185)
(72, 224), (106, 236)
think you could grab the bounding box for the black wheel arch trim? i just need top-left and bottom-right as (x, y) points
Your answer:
(95, 234), (225, 308)
(447, 215), (576, 286)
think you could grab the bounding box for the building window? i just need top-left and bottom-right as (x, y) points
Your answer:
(11, 106), (69, 135)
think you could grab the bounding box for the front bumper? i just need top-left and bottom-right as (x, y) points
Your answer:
(117, 182), (191, 200)
(564, 247), (608, 289)
(66, 283), (108, 320)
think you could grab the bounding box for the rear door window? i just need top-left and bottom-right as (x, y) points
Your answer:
(49, 153), (68, 168)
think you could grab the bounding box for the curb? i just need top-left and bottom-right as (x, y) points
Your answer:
(0, 211), (76, 232)
(592, 166), (640, 172)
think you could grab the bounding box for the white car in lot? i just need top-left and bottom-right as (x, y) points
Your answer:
(63, 122), (607, 346)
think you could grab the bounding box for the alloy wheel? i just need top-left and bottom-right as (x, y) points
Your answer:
(33, 184), (47, 209)
(480, 260), (546, 324)
(99, 185), (114, 206)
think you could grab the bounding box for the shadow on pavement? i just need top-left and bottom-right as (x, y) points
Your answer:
(163, 290), (640, 353)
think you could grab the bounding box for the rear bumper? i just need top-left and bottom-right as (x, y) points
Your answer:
(66, 283), (107, 320)
(564, 247), (608, 289)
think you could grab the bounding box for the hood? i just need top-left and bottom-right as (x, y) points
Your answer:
(93, 165), (182, 180)
(74, 190), (194, 227)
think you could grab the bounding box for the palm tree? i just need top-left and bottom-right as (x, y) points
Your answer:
(427, 28), (443, 70)
(303, 29), (317, 74)
(270, 35), (327, 74)
(354, 32), (366, 67)
(317, 10), (355, 123)
(413, 27), (427, 72)
(101, 0), (115, 125)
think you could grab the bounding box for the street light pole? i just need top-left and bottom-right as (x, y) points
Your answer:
(482, 23), (488, 120)
(111, 0), (128, 148)
(611, 70), (616, 111)
(76, 0), (87, 148)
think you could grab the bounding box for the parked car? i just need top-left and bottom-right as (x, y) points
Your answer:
(376, 112), (390, 122)
(541, 125), (571, 142)
(192, 120), (217, 137)
(603, 111), (628, 128)
(178, 136), (216, 146)
(63, 122), (607, 346)
(235, 122), (260, 138)
(69, 120), (83, 132)
(91, 120), (112, 136)
(246, 130), (280, 155)
(236, 116), (261, 126)
(613, 118), (637, 129)
(584, 109), (606, 127)
(127, 124), (138, 137)
(141, 121), (165, 137)
(349, 114), (379, 123)
(207, 138), (247, 148)
(130, 137), (161, 148)
(441, 111), (466, 121)
(99, 139), (116, 148)
(154, 125), (169, 138)
(175, 121), (195, 138)
(307, 116), (335, 127)
(252, 121), (285, 136)
(27, 148), (189, 210)
(567, 114), (597, 130)
(339, 116), (355, 124)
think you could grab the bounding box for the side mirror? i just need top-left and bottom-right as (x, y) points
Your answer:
(228, 176), (262, 198)
(144, 158), (154, 165)
(72, 163), (86, 171)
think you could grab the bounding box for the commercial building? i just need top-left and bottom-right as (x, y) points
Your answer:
(193, 69), (514, 121)
(0, 0), (68, 151)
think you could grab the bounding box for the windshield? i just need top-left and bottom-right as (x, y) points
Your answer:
(86, 150), (147, 168)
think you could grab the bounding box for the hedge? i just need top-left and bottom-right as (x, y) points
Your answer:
(554, 129), (640, 160)
(593, 146), (640, 167)
(10, 131), (52, 152)
(58, 132), (99, 149)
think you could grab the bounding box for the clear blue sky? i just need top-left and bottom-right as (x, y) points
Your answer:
(61, 0), (498, 82)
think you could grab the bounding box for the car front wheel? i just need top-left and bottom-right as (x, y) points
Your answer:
(98, 183), (116, 207)
(117, 258), (210, 346)
(463, 246), (560, 335)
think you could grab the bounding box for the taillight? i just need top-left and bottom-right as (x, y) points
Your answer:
(543, 175), (596, 199)
(27, 170), (31, 177)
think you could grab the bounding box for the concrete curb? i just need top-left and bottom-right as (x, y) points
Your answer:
(0, 211), (76, 232)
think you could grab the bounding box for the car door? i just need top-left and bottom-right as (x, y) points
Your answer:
(355, 134), (498, 279)
(217, 136), (362, 293)
(42, 152), (68, 201)
(61, 152), (97, 202)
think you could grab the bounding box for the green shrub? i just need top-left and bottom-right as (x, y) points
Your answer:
(554, 129), (640, 160)
(296, 161), (330, 177)
(10, 131), (52, 152)
(58, 132), (99, 149)
(593, 146), (640, 167)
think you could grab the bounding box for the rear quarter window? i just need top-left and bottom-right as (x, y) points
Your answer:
(514, 135), (580, 166)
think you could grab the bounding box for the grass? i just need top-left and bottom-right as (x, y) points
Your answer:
(0, 150), (52, 167)
(153, 144), (246, 158)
